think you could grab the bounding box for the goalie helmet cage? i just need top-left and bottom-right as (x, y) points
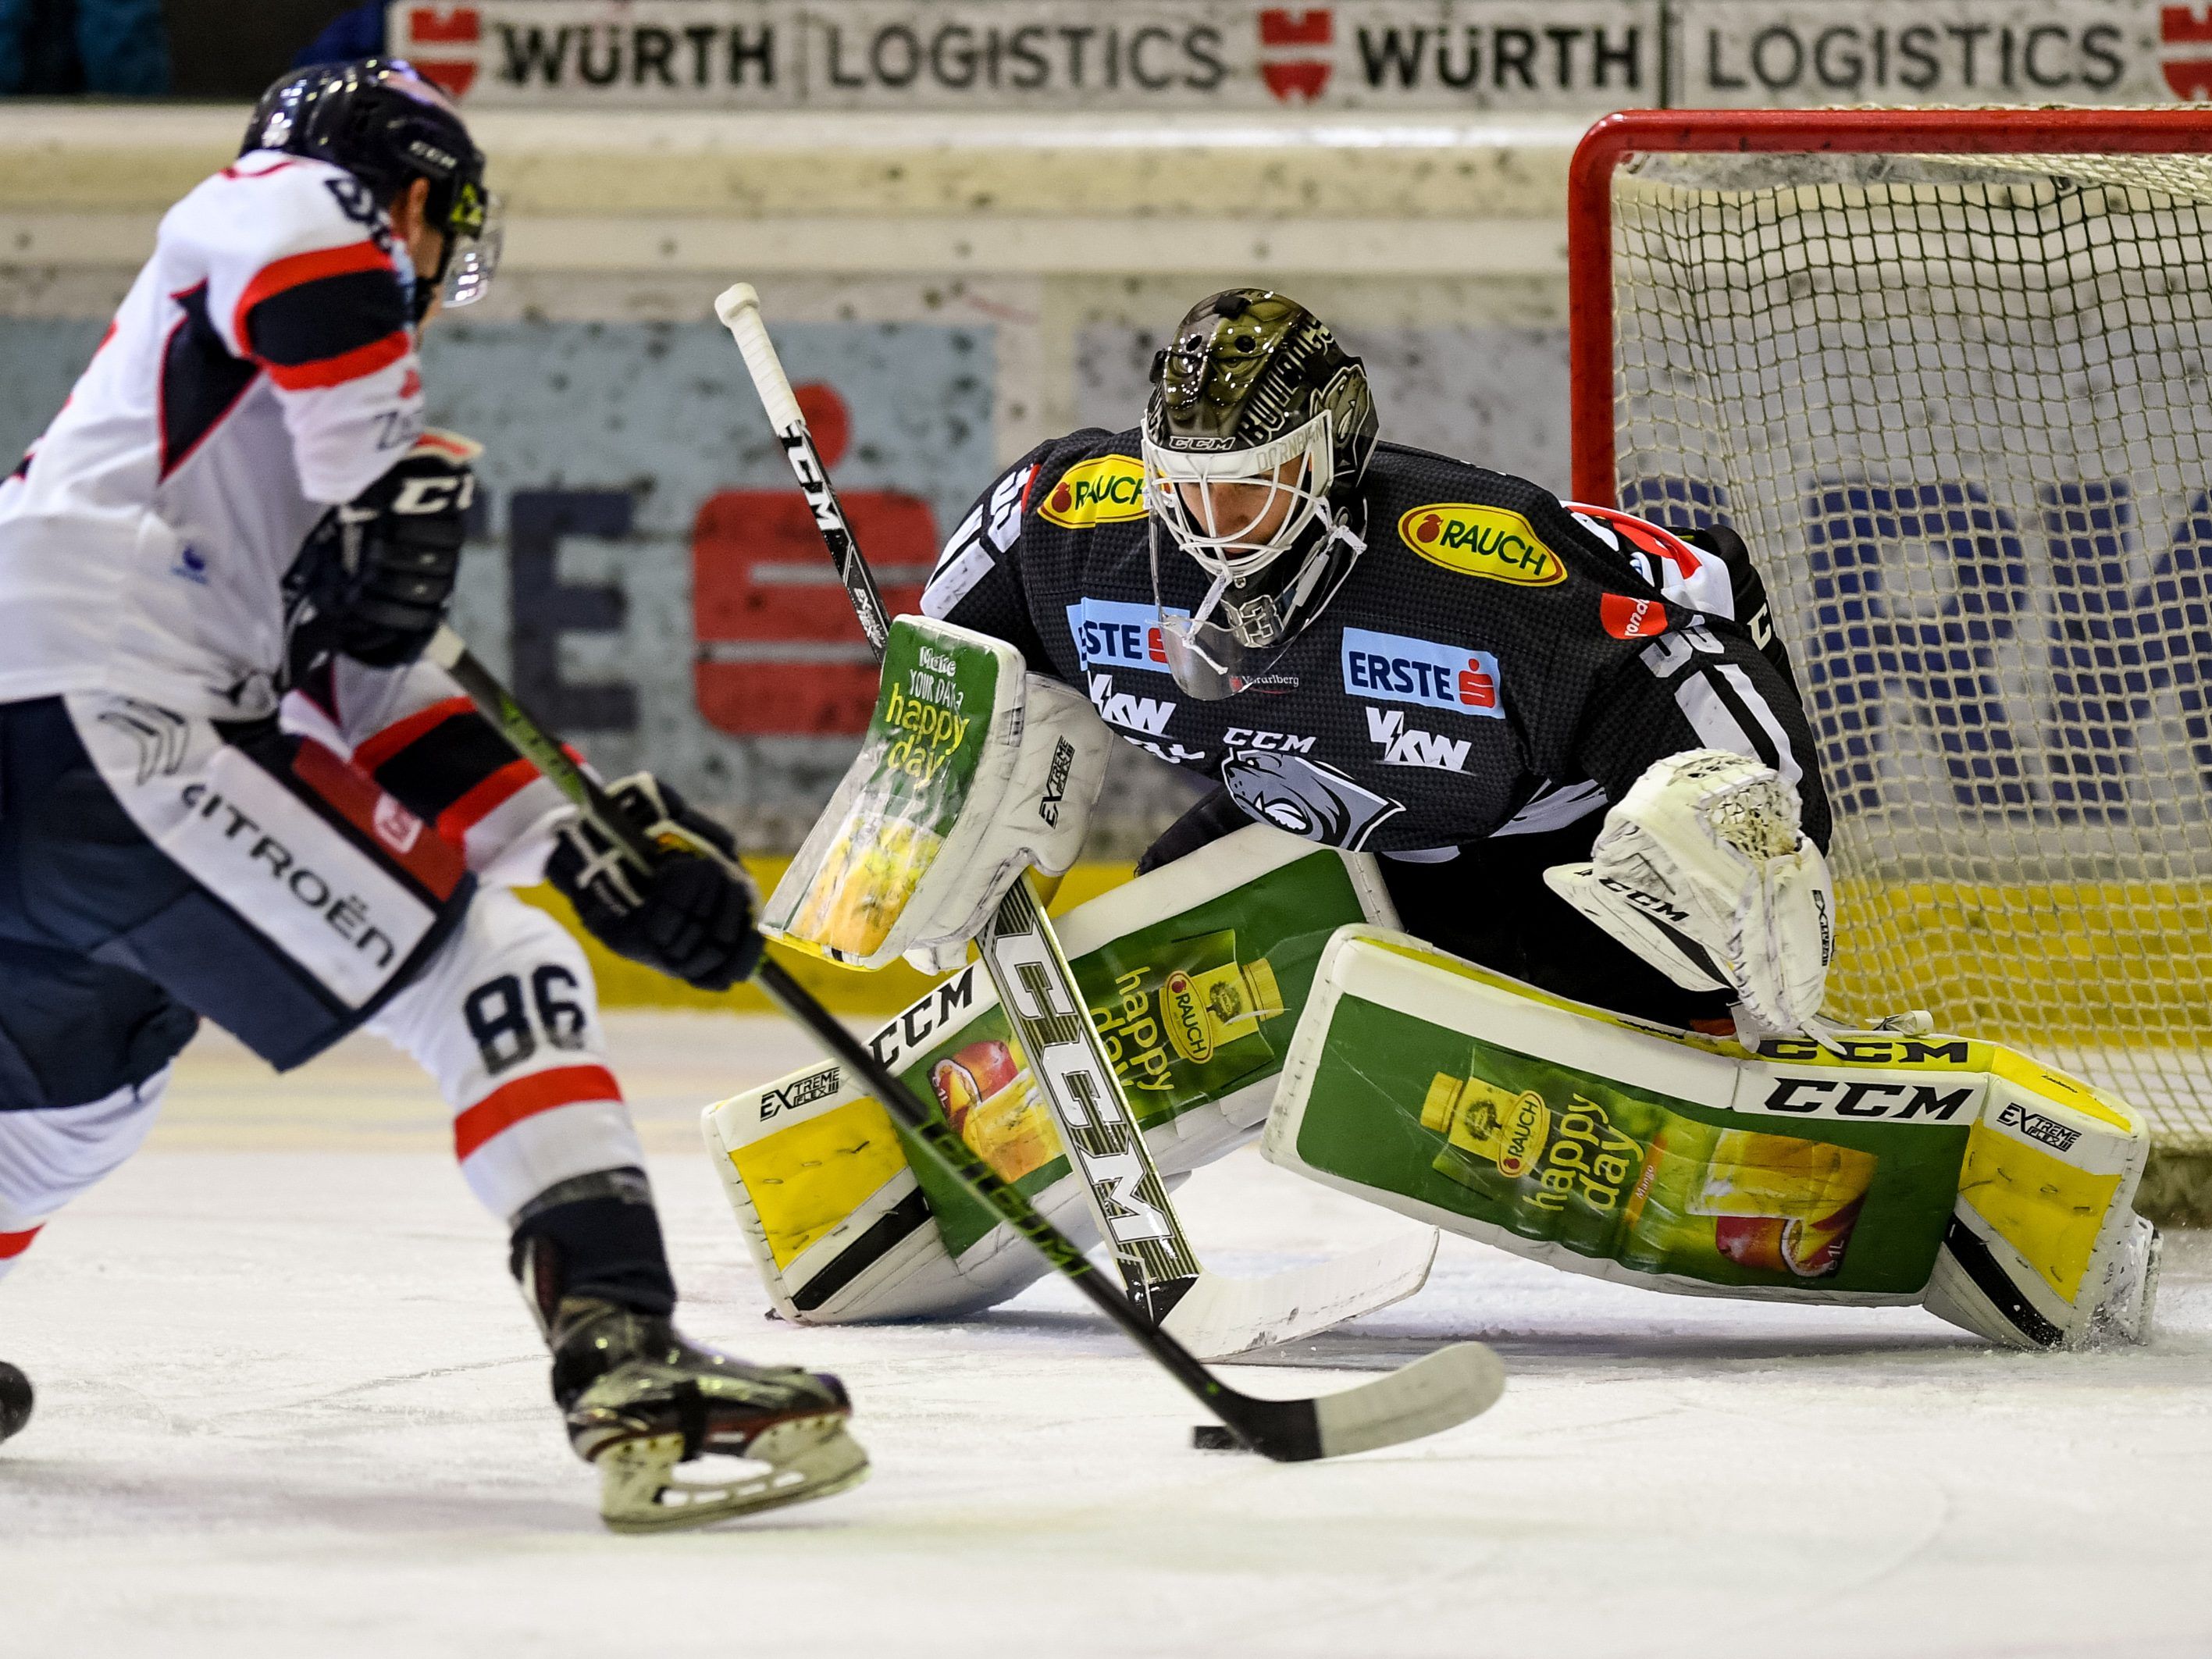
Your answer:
(1568, 107), (2212, 1225)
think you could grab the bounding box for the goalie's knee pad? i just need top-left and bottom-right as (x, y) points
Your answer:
(1264, 927), (2154, 1348)
(704, 824), (1398, 1323)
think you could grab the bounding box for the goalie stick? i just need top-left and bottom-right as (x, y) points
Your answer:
(423, 624), (1505, 1460)
(713, 282), (1439, 1360)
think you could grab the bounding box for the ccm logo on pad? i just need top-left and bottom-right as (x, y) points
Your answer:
(1341, 626), (1501, 717)
(1761, 1077), (1977, 1120)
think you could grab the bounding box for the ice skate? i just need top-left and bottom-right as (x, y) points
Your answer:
(548, 1297), (868, 1534)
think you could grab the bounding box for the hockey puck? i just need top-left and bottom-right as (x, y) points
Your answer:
(0, 1362), (33, 1444)
(1191, 1423), (1244, 1451)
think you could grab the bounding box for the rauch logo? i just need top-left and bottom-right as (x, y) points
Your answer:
(1038, 454), (1147, 529)
(1398, 503), (1564, 586)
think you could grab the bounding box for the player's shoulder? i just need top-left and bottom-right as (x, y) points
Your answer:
(1023, 426), (1147, 536)
(165, 151), (400, 274)
(1362, 442), (1619, 593)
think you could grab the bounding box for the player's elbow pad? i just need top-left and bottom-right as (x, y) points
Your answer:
(1542, 749), (1834, 1031)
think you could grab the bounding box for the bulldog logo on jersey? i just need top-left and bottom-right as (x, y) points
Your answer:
(1221, 750), (1404, 850)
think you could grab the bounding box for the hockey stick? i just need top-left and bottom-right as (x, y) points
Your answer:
(712, 283), (1438, 1359)
(422, 624), (1503, 1459)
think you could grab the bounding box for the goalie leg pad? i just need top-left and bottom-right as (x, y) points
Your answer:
(1264, 927), (2152, 1344)
(707, 824), (1398, 1323)
(1922, 1051), (2156, 1350)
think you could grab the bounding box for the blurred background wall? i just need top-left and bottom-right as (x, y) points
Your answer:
(3, 0), (2204, 852)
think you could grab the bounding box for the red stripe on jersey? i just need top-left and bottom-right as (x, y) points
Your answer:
(223, 157), (302, 181)
(453, 1065), (622, 1162)
(233, 240), (395, 343)
(290, 738), (467, 900)
(262, 330), (409, 392)
(436, 757), (541, 840)
(0, 1226), (44, 1259)
(354, 696), (473, 774)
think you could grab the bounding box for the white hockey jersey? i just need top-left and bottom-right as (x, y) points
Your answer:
(0, 152), (573, 885)
(0, 151), (426, 721)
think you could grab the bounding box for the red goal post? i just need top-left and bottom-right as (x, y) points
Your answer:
(1564, 108), (2212, 1220)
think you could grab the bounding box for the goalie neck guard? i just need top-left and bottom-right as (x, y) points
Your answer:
(244, 58), (500, 320)
(1142, 289), (1378, 700)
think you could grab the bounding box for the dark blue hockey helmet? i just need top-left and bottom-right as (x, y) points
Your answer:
(244, 59), (499, 316)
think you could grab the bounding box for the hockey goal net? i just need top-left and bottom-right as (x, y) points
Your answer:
(1569, 109), (2212, 1219)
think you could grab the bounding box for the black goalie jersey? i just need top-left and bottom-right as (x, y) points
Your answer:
(920, 429), (1829, 860)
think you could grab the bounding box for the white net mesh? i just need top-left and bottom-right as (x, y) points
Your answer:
(1609, 139), (2212, 1154)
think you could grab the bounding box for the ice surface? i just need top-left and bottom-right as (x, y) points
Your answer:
(3, 1013), (2207, 1659)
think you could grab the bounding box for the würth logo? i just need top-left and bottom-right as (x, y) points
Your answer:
(403, 7), (483, 99)
(2164, 5), (2212, 101)
(1259, 8), (1333, 101)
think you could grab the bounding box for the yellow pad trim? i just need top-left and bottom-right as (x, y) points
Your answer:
(1957, 1123), (2120, 1304)
(1989, 1047), (2135, 1133)
(728, 1097), (910, 1270)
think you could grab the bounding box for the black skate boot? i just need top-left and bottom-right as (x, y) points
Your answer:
(0, 1360), (31, 1447)
(546, 1296), (867, 1533)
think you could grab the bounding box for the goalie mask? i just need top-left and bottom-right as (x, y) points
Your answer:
(1142, 289), (1377, 700)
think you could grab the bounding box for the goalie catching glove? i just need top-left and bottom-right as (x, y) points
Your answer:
(548, 774), (764, 992)
(1544, 749), (1833, 1031)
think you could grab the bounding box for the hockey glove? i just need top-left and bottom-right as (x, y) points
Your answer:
(548, 774), (764, 993)
(286, 430), (479, 671)
(1543, 749), (1833, 1032)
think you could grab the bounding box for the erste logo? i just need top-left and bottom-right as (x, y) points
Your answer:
(1067, 598), (1173, 675)
(1341, 626), (1502, 717)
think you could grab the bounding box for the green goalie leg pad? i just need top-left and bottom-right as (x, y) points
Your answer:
(702, 825), (1398, 1323)
(1262, 928), (2153, 1348)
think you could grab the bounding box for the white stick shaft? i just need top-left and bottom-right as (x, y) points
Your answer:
(714, 279), (891, 650)
(714, 283), (807, 434)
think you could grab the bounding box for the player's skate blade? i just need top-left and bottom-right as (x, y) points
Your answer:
(544, 1297), (869, 1533)
(1159, 1229), (1439, 1362)
(597, 1414), (870, 1534)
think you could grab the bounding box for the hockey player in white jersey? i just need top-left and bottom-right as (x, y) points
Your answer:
(0, 59), (866, 1531)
